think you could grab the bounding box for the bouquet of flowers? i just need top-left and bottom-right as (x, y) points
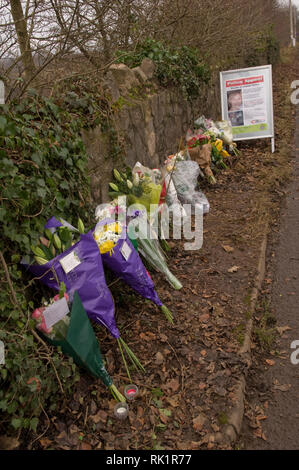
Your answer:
(32, 290), (125, 402)
(108, 168), (161, 216)
(24, 216), (145, 380)
(94, 218), (174, 324)
(95, 202), (182, 290)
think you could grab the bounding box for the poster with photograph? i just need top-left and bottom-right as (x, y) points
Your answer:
(220, 65), (274, 142)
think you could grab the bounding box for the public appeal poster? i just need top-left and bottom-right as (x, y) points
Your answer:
(220, 65), (274, 142)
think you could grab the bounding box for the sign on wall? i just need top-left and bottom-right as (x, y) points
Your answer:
(220, 65), (274, 152)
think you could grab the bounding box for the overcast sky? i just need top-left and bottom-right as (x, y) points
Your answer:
(280, 0), (299, 7)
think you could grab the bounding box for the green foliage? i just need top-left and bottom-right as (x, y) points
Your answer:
(0, 91), (91, 256)
(0, 90), (92, 435)
(59, 84), (124, 161)
(116, 38), (210, 100)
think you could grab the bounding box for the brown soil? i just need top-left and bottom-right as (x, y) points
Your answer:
(236, 87), (299, 452)
(18, 48), (299, 451)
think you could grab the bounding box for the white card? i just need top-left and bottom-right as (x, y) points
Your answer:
(43, 297), (69, 329)
(59, 250), (81, 274)
(120, 241), (132, 261)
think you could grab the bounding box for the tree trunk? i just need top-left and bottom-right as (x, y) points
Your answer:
(9, 0), (36, 81)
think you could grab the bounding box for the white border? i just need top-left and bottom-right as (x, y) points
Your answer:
(220, 65), (275, 151)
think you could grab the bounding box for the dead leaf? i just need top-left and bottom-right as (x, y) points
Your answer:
(165, 378), (180, 392)
(39, 437), (52, 449)
(265, 359), (275, 366)
(91, 410), (107, 424)
(80, 442), (92, 450)
(222, 245), (234, 253)
(166, 395), (180, 407)
(256, 415), (267, 421)
(193, 413), (206, 432)
(69, 424), (80, 435)
(276, 326), (291, 336)
(254, 428), (267, 440)
(155, 352), (164, 365)
(273, 384), (291, 392)
(159, 411), (169, 424)
(199, 313), (210, 323)
(0, 436), (20, 450)
(228, 266), (240, 273)
(211, 423), (220, 432)
(139, 332), (156, 341)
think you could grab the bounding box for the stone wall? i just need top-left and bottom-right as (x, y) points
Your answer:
(81, 59), (221, 203)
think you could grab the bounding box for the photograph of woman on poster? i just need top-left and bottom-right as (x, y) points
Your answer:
(227, 89), (243, 112)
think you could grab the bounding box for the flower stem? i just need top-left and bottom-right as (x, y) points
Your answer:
(119, 337), (145, 373)
(160, 305), (174, 324)
(117, 338), (132, 382)
(109, 384), (126, 403)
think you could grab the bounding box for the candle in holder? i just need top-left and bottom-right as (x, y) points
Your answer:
(124, 384), (139, 401)
(114, 402), (129, 420)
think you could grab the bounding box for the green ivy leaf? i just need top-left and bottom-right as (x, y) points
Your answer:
(11, 418), (22, 430)
(30, 417), (39, 432)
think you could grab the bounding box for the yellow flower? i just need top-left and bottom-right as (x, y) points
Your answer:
(105, 222), (121, 234)
(221, 150), (230, 157)
(99, 240), (116, 254)
(215, 139), (223, 152)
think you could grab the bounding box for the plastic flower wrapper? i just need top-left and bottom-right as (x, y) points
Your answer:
(215, 120), (239, 156)
(32, 290), (125, 402)
(26, 217), (146, 381)
(132, 162), (162, 185)
(128, 180), (161, 216)
(23, 221), (119, 336)
(194, 115), (221, 137)
(108, 167), (161, 217)
(127, 207), (182, 290)
(32, 291), (70, 340)
(94, 218), (174, 326)
(171, 160), (210, 215)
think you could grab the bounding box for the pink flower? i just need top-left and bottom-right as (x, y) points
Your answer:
(36, 319), (52, 335)
(53, 293), (69, 302)
(196, 134), (207, 141)
(32, 307), (45, 320)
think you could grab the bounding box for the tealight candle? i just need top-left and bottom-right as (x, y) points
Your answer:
(124, 384), (139, 401)
(114, 402), (129, 420)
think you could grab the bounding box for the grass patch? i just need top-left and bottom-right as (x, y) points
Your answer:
(232, 324), (245, 345)
(218, 412), (228, 426)
(254, 299), (277, 351)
